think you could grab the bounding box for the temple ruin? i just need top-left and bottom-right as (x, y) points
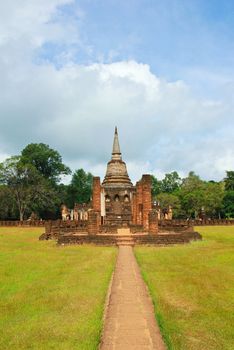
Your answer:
(92, 127), (155, 231)
(41, 127), (201, 245)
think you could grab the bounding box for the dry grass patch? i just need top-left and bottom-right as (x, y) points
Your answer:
(0, 227), (117, 350)
(135, 226), (234, 350)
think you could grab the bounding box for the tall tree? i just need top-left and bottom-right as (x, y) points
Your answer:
(178, 172), (224, 218)
(224, 171), (234, 191)
(222, 191), (234, 218)
(152, 172), (182, 198)
(151, 175), (162, 197)
(160, 171), (182, 193)
(21, 143), (70, 183)
(203, 182), (224, 218)
(0, 156), (56, 220)
(179, 172), (205, 218)
(67, 169), (93, 206)
(0, 185), (16, 219)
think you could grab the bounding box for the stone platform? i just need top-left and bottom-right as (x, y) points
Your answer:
(57, 231), (202, 246)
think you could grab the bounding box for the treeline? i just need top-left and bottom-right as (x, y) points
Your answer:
(0, 143), (93, 220)
(0, 143), (233, 220)
(152, 171), (234, 219)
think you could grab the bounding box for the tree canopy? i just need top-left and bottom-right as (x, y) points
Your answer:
(67, 169), (93, 206)
(0, 156), (56, 220)
(224, 171), (234, 191)
(152, 171), (226, 219)
(0, 144), (72, 220)
(21, 143), (71, 183)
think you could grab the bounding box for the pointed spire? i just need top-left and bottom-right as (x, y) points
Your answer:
(112, 126), (122, 160)
(103, 126), (132, 187)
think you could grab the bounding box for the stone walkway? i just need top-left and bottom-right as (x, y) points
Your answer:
(100, 246), (166, 350)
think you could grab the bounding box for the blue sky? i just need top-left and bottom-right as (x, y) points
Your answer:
(42, 1), (234, 77)
(0, 0), (233, 181)
(37, 0), (234, 103)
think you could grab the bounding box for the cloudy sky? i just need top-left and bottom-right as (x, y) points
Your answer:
(0, 0), (234, 182)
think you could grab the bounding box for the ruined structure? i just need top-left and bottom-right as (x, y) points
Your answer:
(42, 127), (201, 245)
(91, 127), (155, 231)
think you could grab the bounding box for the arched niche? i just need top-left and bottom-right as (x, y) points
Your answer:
(105, 195), (111, 202)
(124, 194), (129, 202)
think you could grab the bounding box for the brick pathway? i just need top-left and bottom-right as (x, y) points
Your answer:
(100, 246), (166, 350)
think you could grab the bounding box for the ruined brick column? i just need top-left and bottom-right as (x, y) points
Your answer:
(149, 210), (158, 234)
(142, 175), (152, 231)
(92, 177), (101, 212)
(136, 181), (143, 225)
(132, 191), (137, 224)
(92, 177), (102, 227)
(88, 210), (99, 235)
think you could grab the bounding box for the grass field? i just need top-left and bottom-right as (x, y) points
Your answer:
(0, 227), (117, 350)
(135, 226), (234, 350)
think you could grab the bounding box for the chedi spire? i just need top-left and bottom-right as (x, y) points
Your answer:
(102, 127), (132, 188)
(112, 126), (122, 160)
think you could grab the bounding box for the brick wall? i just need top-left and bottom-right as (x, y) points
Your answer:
(142, 175), (152, 230)
(131, 191), (137, 225)
(133, 175), (152, 230)
(0, 220), (45, 227)
(149, 210), (158, 234)
(87, 210), (100, 235)
(57, 231), (202, 246)
(92, 177), (101, 212)
(136, 181), (143, 225)
(159, 219), (234, 227)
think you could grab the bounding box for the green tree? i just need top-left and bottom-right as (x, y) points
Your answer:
(156, 192), (181, 217)
(67, 169), (93, 206)
(224, 171), (234, 191)
(203, 182), (224, 218)
(21, 143), (71, 184)
(178, 172), (224, 218)
(160, 171), (182, 193)
(222, 171), (234, 218)
(222, 191), (234, 218)
(179, 172), (205, 218)
(0, 185), (16, 219)
(151, 175), (162, 197)
(0, 156), (56, 220)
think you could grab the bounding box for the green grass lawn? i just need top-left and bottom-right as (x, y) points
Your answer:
(0, 227), (117, 350)
(135, 226), (234, 350)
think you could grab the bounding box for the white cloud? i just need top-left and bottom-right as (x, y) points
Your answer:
(1, 58), (233, 181)
(0, 1), (233, 183)
(0, 0), (73, 44)
(0, 0), (80, 67)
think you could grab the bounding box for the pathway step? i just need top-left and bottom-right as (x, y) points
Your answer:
(116, 235), (135, 247)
